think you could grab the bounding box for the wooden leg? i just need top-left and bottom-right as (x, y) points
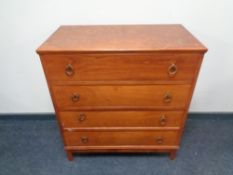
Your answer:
(169, 150), (177, 160)
(67, 151), (73, 161)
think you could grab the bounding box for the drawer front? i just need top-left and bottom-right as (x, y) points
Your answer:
(59, 111), (184, 128)
(41, 53), (201, 81)
(64, 131), (178, 146)
(53, 85), (191, 109)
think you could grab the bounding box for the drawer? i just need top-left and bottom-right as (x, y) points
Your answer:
(41, 53), (201, 81)
(52, 84), (191, 110)
(59, 111), (184, 128)
(64, 131), (178, 146)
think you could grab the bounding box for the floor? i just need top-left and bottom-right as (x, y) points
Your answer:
(0, 114), (233, 175)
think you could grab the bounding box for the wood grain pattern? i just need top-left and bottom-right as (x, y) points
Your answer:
(52, 84), (191, 110)
(36, 25), (207, 53)
(59, 111), (184, 128)
(37, 25), (207, 160)
(41, 53), (201, 81)
(63, 130), (179, 146)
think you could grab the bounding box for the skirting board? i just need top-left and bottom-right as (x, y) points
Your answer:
(0, 113), (232, 120)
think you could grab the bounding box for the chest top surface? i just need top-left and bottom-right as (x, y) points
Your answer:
(36, 24), (207, 54)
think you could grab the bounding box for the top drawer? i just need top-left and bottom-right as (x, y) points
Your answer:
(40, 53), (202, 82)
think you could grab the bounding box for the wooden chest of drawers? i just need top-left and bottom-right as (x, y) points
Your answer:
(36, 25), (207, 160)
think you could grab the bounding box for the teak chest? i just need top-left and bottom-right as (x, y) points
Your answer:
(37, 25), (207, 160)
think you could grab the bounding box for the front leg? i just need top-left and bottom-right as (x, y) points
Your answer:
(66, 151), (73, 161)
(169, 150), (177, 160)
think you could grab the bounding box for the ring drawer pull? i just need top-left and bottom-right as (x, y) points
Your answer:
(80, 136), (89, 144)
(159, 115), (167, 126)
(71, 93), (80, 102)
(163, 92), (172, 103)
(156, 137), (164, 145)
(78, 113), (86, 122)
(168, 63), (177, 77)
(65, 63), (74, 76)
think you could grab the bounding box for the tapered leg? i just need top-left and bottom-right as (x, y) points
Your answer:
(67, 151), (73, 161)
(169, 150), (177, 160)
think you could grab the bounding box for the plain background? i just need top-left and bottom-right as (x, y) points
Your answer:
(0, 0), (232, 113)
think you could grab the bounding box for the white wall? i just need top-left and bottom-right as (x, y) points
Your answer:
(0, 0), (233, 113)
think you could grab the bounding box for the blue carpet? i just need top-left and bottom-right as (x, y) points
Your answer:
(0, 114), (233, 175)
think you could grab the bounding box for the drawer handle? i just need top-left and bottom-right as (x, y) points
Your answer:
(163, 92), (172, 103)
(159, 115), (167, 126)
(156, 137), (164, 145)
(80, 136), (89, 144)
(71, 93), (80, 102)
(168, 63), (177, 77)
(78, 113), (86, 122)
(65, 63), (74, 76)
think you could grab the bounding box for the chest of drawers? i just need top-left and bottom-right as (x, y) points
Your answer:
(36, 25), (207, 160)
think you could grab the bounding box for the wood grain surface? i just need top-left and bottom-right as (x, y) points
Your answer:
(41, 53), (202, 81)
(37, 25), (207, 160)
(37, 25), (207, 53)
